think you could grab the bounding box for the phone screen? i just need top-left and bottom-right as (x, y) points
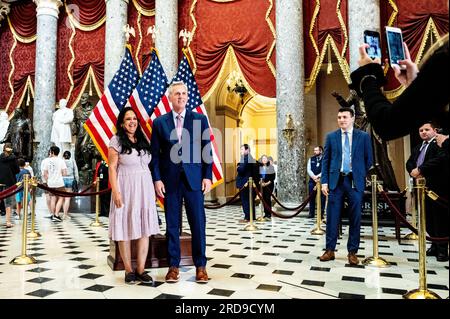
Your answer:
(364, 33), (381, 59)
(386, 29), (405, 66)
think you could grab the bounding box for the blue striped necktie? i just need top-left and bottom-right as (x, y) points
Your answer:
(342, 131), (351, 173)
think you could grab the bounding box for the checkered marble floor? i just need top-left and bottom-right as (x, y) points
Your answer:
(0, 196), (448, 299)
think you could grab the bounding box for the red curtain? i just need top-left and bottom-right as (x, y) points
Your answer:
(304, 0), (349, 89)
(8, 0), (36, 39)
(0, 25), (13, 112)
(66, 0), (106, 26)
(180, 0), (276, 98)
(55, 1), (106, 108)
(128, 1), (155, 74)
(381, 0), (449, 94)
(0, 1), (36, 114)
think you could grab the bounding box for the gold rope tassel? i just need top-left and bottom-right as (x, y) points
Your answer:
(326, 41), (333, 75)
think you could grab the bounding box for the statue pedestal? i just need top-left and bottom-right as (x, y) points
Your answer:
(107, 232), (193, 270)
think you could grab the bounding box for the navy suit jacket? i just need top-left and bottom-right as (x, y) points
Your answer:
(150, 110), (213, 193)
(321, 129), (373, 192)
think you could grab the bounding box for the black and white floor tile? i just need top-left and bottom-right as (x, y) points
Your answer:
(0, 196), (448, 299)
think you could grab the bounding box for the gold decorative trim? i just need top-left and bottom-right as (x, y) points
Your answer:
(65, 3), (105, 31)
(5, 35), (17, 111)
(188, 0), (198, 74)
(387, 0), (398, 27)
(309, 0), (321, 56)
(265, 0), (276, 78)
(7, 16), (36, 43)
(385, 83), (405, 100)
(132, 0), (155, 16)
(336, 0), (348, 56)
(305, 0), (350, 93)
(65, 18), (76, 102)
(414, 18), (439, 64)
(135, 11), (143, 76)
(15, 75), (34, 109)
(207, 0), (237, 2)
(305, 35), (350, 93)
(70, 65), (102, 109)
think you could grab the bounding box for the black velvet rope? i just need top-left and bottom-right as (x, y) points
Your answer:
(271, 189), (316, 211)
(254, 187), (313, 219)
(379, 190), (448, 243)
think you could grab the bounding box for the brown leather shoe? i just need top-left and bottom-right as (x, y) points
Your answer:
(347, 252), (359, 265)
(196, 267), (209, 283)
(319, 250), (335, 262)
(165, 266), (180, 283)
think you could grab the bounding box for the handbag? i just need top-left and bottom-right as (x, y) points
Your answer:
(72, 179), (79, 193)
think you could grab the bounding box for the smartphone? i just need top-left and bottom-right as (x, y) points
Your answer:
(385, 26), (406, 69)
(363, 30), (382, 60)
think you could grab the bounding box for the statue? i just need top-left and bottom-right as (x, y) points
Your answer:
(72, 92), (97, 172)
(51, 98), (73, 155)
(0, 111), (9, 153)
(332, 90), (399, 191)
(0, 107), (33, 162)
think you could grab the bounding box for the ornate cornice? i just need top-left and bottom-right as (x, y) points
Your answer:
(33, 0), (62, 18)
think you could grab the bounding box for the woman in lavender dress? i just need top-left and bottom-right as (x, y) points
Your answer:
(108, 107), (159, 284)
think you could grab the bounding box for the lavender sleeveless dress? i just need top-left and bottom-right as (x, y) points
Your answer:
(108, 135), (160, 241)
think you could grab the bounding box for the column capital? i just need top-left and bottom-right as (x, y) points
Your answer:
(33, 0), (62, 18)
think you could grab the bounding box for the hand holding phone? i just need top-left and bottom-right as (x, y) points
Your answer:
(385, 26), (406, 70)
(363, 30), (382, 60)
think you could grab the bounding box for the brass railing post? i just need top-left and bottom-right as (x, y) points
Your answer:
(404, 178), (419, 240)
(90, 180), (103, 227)
(10, 174), (37, 265)
(404, 177), (440, 299)
(311, 181), (325, 235)
(363, 175), (389, 267)
(27, 177), (41, 239)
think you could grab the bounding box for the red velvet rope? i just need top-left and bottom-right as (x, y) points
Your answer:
(271, 190), (316, 211)
(37, 183), (111, 198)
(204, 187), (244, 209)
(380, 190), (448, 243)
(254, 187), (313, 219)
(0, 184), (22, 201)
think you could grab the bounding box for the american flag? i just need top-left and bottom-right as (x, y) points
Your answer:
(149, 53), (224, 187)
(128, 49), (169, 141)
(84, 47), (140, 159)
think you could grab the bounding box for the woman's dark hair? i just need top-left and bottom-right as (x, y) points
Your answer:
(63, 151), (71, 159)
(116, 107), (151, 155)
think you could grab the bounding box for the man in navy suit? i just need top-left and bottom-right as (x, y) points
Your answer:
(151, 81), (212, 283)
(320, 107), (373, 265)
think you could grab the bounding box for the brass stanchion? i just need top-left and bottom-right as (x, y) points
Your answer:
(404, 177), (441, 299)
(10, 174), (37, 265)
(311, 181), (325, 235)
(90, 181), (103, 227)
(244, 178), (258, 231)
(27, 177), (41, 239)
(363, 175), (389, 267)
(404, 178), (418, 240)
(256, 181), (266, 222)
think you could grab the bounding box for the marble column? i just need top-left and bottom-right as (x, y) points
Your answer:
(348, 0), (380, 71)
(155, 0), (178, 79)
(276, 0), (305, 204)
(33, 0), (62, 177)
(104, 0), (129, 87)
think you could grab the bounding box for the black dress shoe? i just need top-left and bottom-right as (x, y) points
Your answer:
(426, 247), (437, 257)
(436, 253), (449, 262)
